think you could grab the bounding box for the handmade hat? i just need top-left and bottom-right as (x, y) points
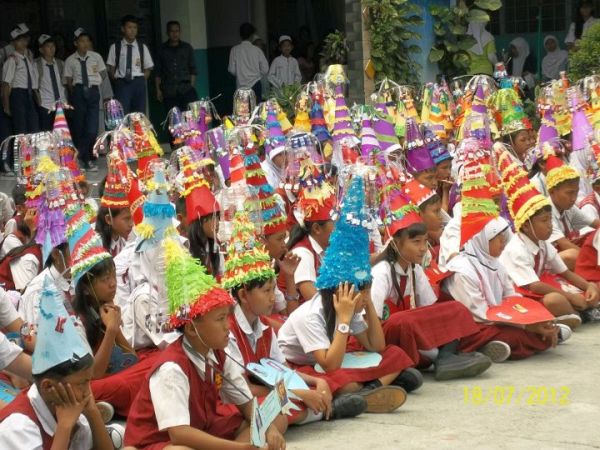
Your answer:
(135, 161), (177, 252)
(309, 93), (331, 143)
(569, 88), (593, 153)
(498, 149), (550, 231)
(127, 175), (146, 226)
(423, 124), (451, 165)
(459, 141), (500, 246)
(66, 202), (112, 287)
(331, 84), (359, 147)
(373, 99), (401, 154)
(242, 141), (287, 236)
(32, 276), (92, 375)
(426, 84), (454, 140)
(315, 175), (373, 290)
(222, 211), (276, 290)
(130, 114), (164, 180)
(380, 187), (423, 238)
(405, 118), (436, 174)
(360, 113), (379, 158)
(101, 152), (130, 209)
(489, 87), (532, 136)
(537, 109), (559, 146)
(164, 237), (234, 328)
(295, 154), (336, 223)
(403, 178), (437, 208)
(545, 154), (579, 191)
(293, 93), (311, 132)
(276, 103), (293, 135)
(264, 103), (286, 158)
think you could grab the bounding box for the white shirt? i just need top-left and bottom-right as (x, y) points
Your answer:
(228, 41), (269, 88)
(0, 331), (22, 370)
(229, 304), (285, 363)
(0, 287), (20, 328)
(439, 215), (461, 268)
(291, 235), (324, 285)
(565, 17), (600, 44)
(19, 266), (71, 327)
(268, 55), (301, 88)
(35, 57), (67, 110)
(64, 51), (106, 86)
(499, 232), (568, 287)
(530, 172), (548, 197)
(580, 192), (600, 221)
(370, 260), (437, 319)
(148, 338), (252, 431)
(122, 282), (181, 350)
(0, 233), (21, 258)
(2, 52), (38, 89)
(549, 201), (594, 243)
(0, 384), (93, 450)
(9, 252), (40, 291)
(107, 39), (154, 78)
(278, 293), (368, 366)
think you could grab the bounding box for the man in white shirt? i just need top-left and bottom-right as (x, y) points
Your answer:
(268, 35), (301, 89)
(106, 15), (154, 114)
(228, 22), (269, 101)
(35, 34), (67, 131)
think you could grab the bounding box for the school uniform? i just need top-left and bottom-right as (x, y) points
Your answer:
(0, 330), (22, 370)
(64, 51), (105, 166)
(35, 57), (66, 131)
(124, 337), (248, 448)
(575, 228), (600, 282)
(278, 294), (413, 394)
(290, 236), (323, 301)
(549, 201), (594, 245)
(107, 39), (153, 114)
(19, 265), (72, 326)
(371, 260), (480, 366)
(268, 55), (301, 88)
(2, 51), (39, 134)
(0, 232), (42, 291)
(0, 384), (93, 450)
(499, 232), (569, 298)
(530, 172), (548, 197)
(578, 191), (600, 221)
(109, 235), (127, 257)
(439, 213), (461, 268)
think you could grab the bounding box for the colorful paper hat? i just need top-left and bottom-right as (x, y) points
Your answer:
(129, 114), (164, 180)
(265, 103), (286, 158)
(293, 94), (311, 132)
(404, 118), (436, 173)
(222, 211), (276, 290)
(128, 176), (146, 226)
(295, 155), (336, 223)
(403, 178), (437, 208)
(331, 84), (358, 146)
(32, 276), (92, 375)
(570, 88), (593, 153)
(164, 237), (234, 328)
(460, 155), (499, 246)
(360, 113), (379, 158)
(53, 103), (72, 140)
(242, 142), (287, 236)
(315, 176), (373, 290)
(380, 188), (423, 238)
(66, 202), (112, 287)
(309, 94), (331, 143)
(373, 100), (401, 154)
(101, 152), (130, 209)
(537, 109), (559, 146)
(135, 161), (177, 252)
(423, 124), (451, 165)
(489, 87), (532, 136)
(545, 154), (579, 191)
(498, 149), (550, 231)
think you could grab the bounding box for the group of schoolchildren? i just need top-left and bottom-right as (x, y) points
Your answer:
(0, 16), (153, 174)
(1, 61), (600, 450)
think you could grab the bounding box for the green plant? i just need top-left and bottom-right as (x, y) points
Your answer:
(320, 30), (348, 66)
(429, 0), (502, 78)
(270, 83), (302, 120)
(569, 21), (600, 80)
(363, 0), (423, 84)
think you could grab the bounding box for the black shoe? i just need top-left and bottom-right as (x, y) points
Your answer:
(435, 352), (491, 381)
(580, 307), (600, 323)
(358, 380), (407, 413)
(328, 393), (367, 420)
(392, 367), (424, 392)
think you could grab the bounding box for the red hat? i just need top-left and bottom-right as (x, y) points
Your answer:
(295, 155), (336, 223)
(545, 154), (579, 191)
(381, 189), (423, 237)
(101, 152), (130, 209)
(127, 176), (146, 226)
(403, 179), (436, 207)
(178, 147), (220, 225)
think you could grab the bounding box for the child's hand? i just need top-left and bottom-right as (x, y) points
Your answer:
(298, 389), (328, 415)
(333, 282), (360, 324)
(584, 283), (600, 306)
(52, 382), (88, 429)
(24, 209), (37, 234)
(315, 378), (333, 418)
(278, 252), (301, 277)
(264, 424), (286, 450)
(100, 304), (121, 332)
(525, 322), (558, 348)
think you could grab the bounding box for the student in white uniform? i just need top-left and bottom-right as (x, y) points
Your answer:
(35, 34), (67, 131)
(0, 286), (34, 380)
(268, 35), (302, 89)
(106, 15), (153, 114)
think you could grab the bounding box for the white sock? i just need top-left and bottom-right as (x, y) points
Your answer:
(298, 409), (324, 425)
(418, 348), (439, 361)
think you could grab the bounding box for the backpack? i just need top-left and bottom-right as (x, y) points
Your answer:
(113, 40), (146, 74)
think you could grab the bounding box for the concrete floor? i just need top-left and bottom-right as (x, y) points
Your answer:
(285, 324), (600, 450)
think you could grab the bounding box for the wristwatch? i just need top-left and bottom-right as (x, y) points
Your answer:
(336, 323), (350, 334)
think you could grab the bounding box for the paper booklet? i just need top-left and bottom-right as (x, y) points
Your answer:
(246, 358), (309, 391)
(314, 351), (382, 373)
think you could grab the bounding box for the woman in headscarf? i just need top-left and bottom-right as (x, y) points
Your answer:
(466, 21), (497, 76)
(542, 36), (568, 81)
(506, 37), (537, 91)
(444, 217), (568, 361)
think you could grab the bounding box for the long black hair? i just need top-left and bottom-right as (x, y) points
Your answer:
(575, 0), (595, 39)
(320, 281), (372, 342)
(33, 353), (94, 383)
(188, 214), (221, 275)
(287, 220), (330, 251)
(384, 222), (428, 301)
(72, 258), (116, 351)
(95, 206), (127, 251)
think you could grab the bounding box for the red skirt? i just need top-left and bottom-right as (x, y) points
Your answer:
(290, 345), (413, 394)
(382, 301), (481, 367)
(515, 272), (575, 300)
(91, 351), (160, 417)
(459, 323), (551, 360)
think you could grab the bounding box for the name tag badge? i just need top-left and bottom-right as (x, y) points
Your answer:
(92, 64), (98, 74)
(136, 58), (141, 67)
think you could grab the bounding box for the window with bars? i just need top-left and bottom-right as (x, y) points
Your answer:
(503, 0), (569, 34)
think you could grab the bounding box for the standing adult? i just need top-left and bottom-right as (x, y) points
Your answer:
(228, 22), (269, 102)
(155, 20), (198, 111)
(106, 15), (154, 114)
(565, 0), (599, 51)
